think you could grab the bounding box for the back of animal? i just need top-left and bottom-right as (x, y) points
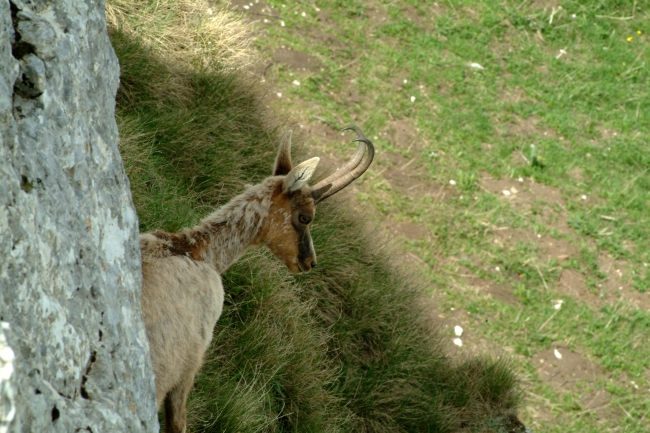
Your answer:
(140, 233), (225, 407)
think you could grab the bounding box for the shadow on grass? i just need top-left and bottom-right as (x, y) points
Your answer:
(110, 15), (524, 433)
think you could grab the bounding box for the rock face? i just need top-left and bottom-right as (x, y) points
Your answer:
(0, 0), (158, 432)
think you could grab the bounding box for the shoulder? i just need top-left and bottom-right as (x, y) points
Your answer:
(139, 233), (169, 262)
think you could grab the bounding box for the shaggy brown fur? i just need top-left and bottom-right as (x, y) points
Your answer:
(139, 128), (372, 433)
(140, 139), (320, 433)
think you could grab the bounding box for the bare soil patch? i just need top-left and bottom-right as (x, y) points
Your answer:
(557, 269), (604, 309)
(580, 389), (621, 422)
(481, 176), (574, 236)
(532, 345), (602, 391)
(463, 273), (518, 305)
(598, 253), (650, 311)
(387, 221), (430, 241)
(386, 119), (419, 150)
(383, 152), (429, 198)
(598, 253), (630, 291)
(481, 177), (565, 208)
(556, 264), (650, 311)
(568, 167), (585, 182)
(491, 227), (578, 262)
(366, 5), (390, 23)
(500, 114), (557, 139)
(595, 125), (621, 143)
(532, 345), (621, 421)
(400, 3), (428, 29)
(301, 119), (344, 144)
(524, 402), (556, 431)
(382, 151), (456, 200)
(272, 47), (323, 72)
(372, 119), (456, 200)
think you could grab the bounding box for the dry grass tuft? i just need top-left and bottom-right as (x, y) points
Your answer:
(107, 0), (257, 111)
(106, 0), (254, 71)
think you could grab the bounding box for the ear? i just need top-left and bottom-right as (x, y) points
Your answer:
(283, 157), (320, 193)
(273, 130), (293, 176)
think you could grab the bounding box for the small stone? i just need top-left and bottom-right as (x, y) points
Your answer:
(453, 338), (463, 347)
(554, 349), (562, 359)
(454, 326), (463, 337)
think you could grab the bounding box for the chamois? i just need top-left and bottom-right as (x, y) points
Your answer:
(139, 126), (374, 433)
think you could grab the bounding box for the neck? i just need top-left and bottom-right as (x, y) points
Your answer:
(190, 178), (279, 274)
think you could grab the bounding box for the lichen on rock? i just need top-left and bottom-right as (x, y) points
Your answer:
(0, 0), (158, 431)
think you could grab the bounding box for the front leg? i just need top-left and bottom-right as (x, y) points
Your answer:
(163, 368), (198, 433)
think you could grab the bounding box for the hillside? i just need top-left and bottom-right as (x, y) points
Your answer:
(109, 0), (650, 432)
(237, 1), (649, 432)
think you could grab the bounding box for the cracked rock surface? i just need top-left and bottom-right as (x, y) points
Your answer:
(0, 0), (158, 431)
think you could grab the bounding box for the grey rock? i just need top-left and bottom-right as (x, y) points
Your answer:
(0, 323), (16, 433)
(0, 0), (158, 432)
(14, 54), (46, 97)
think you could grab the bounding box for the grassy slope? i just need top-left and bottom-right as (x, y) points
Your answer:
(108, 1), (523, 432)
(249, 0), (650, 432)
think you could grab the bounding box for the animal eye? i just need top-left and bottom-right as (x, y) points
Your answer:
(299, 215), (312, 224)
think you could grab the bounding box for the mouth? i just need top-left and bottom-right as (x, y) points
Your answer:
(295, 262), (311, 274)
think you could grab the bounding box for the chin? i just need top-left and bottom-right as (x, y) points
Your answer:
(287, 263), (302, 274)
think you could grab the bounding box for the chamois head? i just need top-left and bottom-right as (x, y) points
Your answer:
(260, 126), (374, 274)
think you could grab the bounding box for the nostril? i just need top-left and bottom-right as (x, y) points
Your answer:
(311, 262), (317, 268)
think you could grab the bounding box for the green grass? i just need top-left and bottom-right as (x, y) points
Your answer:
(108, 1), (526, 432)
(251, 0), (650, 431)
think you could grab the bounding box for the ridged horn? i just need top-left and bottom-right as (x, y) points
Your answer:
(311, 126), (375, 203)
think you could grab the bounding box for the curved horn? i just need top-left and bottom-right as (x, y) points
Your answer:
(311, 126), (375, 203)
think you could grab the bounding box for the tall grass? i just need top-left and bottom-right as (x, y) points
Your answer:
(108, 1), (523, 431)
